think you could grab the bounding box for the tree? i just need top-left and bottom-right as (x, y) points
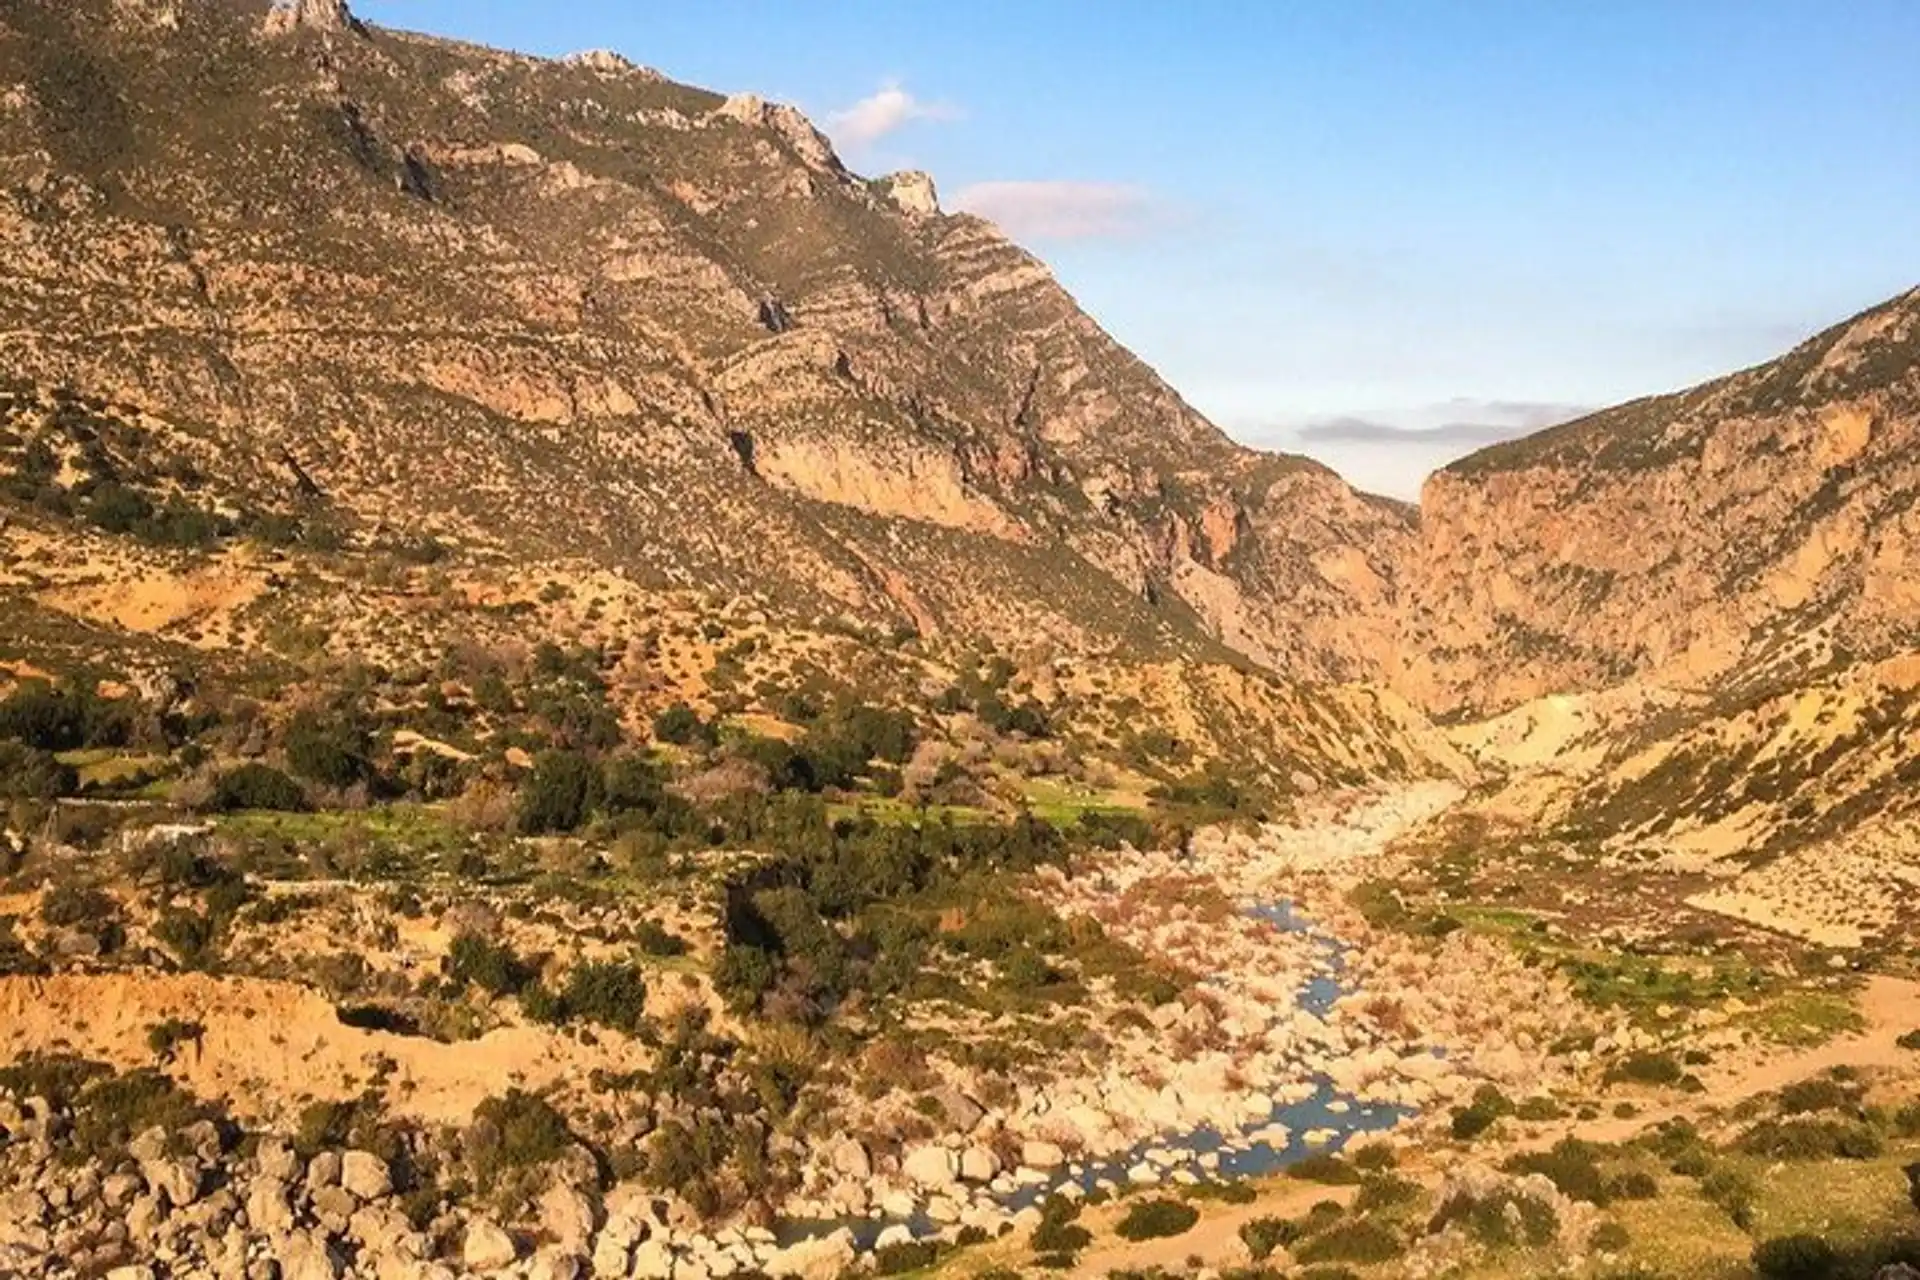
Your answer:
(210, 763), (308, 813)
(516, 750), (602, 834)
(283, 708), (373, 789)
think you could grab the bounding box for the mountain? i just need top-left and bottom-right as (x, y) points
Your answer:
(0, 0), (1411, 692)
(1399, 290), (1920, 720)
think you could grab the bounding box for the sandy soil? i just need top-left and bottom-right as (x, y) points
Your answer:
(0, 971), (652, 1127)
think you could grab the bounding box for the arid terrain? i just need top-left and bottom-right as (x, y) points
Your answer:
(1, 3), (1917, 1280)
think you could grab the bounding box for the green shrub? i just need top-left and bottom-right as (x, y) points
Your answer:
(1287, 1153), (1360, 1184)
(1700, 1167), (1757, 1229)
(470, 1089), (572, 1179)
(1606, 1170), (1659, 1201)
(1240, 1216), (1303, 1261)
(1606, 1051), (1685, 1086)
(445, 932), (533, 996)
(0, 741), (77, 799)
(1896, 1029), (1920, 1051)
(1113, 1199), (1200, 1241)
(145, 1018), (203, 1062)
(1586, 1222), (1630, 1253)
(1354, 1173), (1422, 1212)
(1503, 1138), (1609, 1204)
(538, 961), (648, 1034)
(516, 750), (603, 834)
(283, 710), (373, 789)
(1348, 1143), (1397, 1171)
(1031, 1195), (1092, 1255)
(873, 1241), (941, 1275)
(40, 882), (116, 930)
(652, 704), (712, 747)
(1294, 1219), (1405, 1265)
(1736, 1118), (1881, 1161)
(1451, 1083), (1515, 1140)
(1777, 1078), (1853, 1115)
(210, 763), (308, 813)
(1431, 1189), (1557, 1249)
(633, 921), (688, 957)
(1751, 1234), (1837, 1280)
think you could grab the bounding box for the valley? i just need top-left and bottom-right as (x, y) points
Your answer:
(0, 2), (1917, 1279)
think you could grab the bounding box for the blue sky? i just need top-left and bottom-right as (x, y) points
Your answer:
(357, 1), (1919, 498)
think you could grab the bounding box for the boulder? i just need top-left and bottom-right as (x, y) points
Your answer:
(764, 1228), (855, 1280)
(341, 1151), (393, 1201)
(307, 1151), (342, 1189)
(464, 1218), (519, 1271)
(901, 1145), (958, 1189)
(959, 1146), (1000, 1183)
(538, 1185), (598, 1253)
(531, 1249), (585, 1280)
(828, 1139), (871, 1180)
(629, 1237), (674, 1280)
(277, 1231), (345, 1280)
(142, 1156), (202, 1208)
(1020, 1140), (1066, 1170)
(245, 1178), (295, 1234)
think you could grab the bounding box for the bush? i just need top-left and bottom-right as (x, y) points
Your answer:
(210, 763), (308, 813)
(1503, 1138), (1609, 1204)
(1354, 1173), (1422, 1212)
(1737, 1118), (1882, 1161)
(538, 961), (648, 1034)
(1700, 1167), (1757, 1229)
(516, 750), (602, 834)
(1240, 1216), (1304, 1261)
(873, 1241), (941, 1275)
(470, 1089), (572, 1178)
(1607, 1051), (1685, 1086)
(633, 920), (688, 957)
(1777, 1078), (1852, 1115)
(283, 710), (373, 789)
(652, 703), (712, 747)
(1896, 1029), (1920, 1051)
(0, 741), (77, 800)
(1430, 1189), (1556, 1249)
(445, 932), (533, 996)
(1593, 1221), (1632, 1252)
(1606, 1170), (1660, 1201)
(1451, 1084), (1515, 1140)
(1114, 1199), (1200, 1241)
(1752, 1234), (1837, 1280)
(1295, 1219), (1405, 1265)
(1031, 1196), (1092, 1255)
(1288, 1153), (1361, 1184)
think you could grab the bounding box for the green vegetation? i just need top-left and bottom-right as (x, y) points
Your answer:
(209, 763), (308, 813)
(1113, 1199), (1200, 1241)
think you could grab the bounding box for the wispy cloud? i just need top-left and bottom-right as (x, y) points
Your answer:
(827, 80), (959, 149)
(1292, 400), (1589, 446)
(951, 181), (1160, 242)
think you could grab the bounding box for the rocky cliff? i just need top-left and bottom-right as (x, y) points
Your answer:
(1400, 290), (1920, 720)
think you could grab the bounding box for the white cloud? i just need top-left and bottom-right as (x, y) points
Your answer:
(827, 80), (958, 149)
(951, 181), (1159, 242)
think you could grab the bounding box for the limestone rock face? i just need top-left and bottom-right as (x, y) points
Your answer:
(880, 170), (940, 217)
(1399, 289), (1920, 720)
(264, 0), (356, 35)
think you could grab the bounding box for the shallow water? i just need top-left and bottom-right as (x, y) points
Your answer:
(778, 899), (1412, 1248)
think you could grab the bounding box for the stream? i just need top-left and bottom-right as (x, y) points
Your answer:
(779, 899), (1414, 1249)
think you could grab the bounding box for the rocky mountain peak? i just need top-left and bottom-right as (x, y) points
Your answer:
(712, 93), (843, 173)
(264, 0), (358, 36)
(878, 170), (940, 217)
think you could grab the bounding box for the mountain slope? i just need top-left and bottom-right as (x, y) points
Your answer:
(1400, 289), (1920, 720)
(0, 0), (1409, 682)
